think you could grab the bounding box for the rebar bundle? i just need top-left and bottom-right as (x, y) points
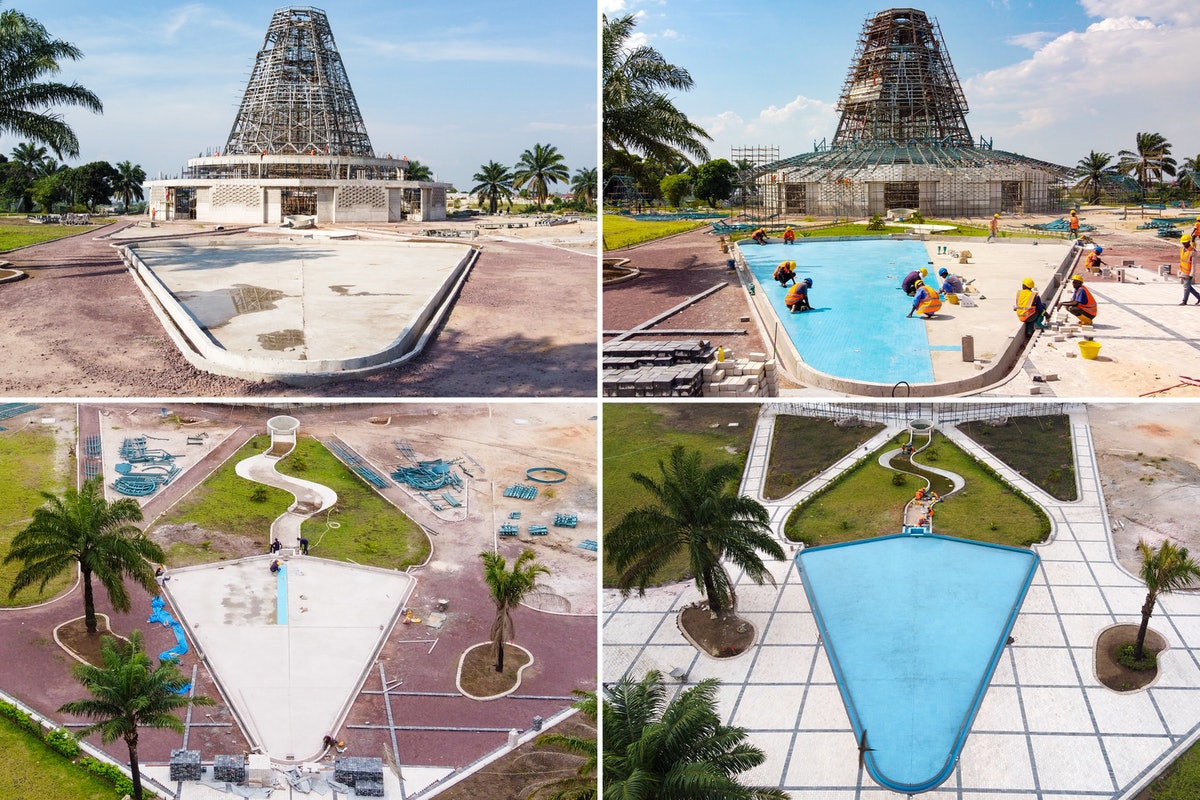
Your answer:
(225, 6), (374, 157)
(833, 8), (972, 148)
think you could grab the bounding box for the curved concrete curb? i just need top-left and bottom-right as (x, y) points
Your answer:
(234, 452), (338, 548)
(456, 642), (535, 700)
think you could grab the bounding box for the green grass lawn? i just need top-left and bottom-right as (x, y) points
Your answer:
(764, 416), (885, 499)
(0, 218), (91, 252)
(0, 428), (74, 606)
(151, 436), (429, 570)
(602, 215), (713, 250)
(0, 715), (118, 800)
(785, 431), (1050, 548)
(280, 439), (430, 569)
(1136, 743), (1200, 799)
(603, 403), (759, 587)
(957, 415), (1077, 500)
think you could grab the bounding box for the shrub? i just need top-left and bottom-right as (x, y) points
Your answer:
(251, 485), (269, 503)
(79, 756), (136, 796)
(0, 699), (42, 737)
(1117, 643), (1157, 671)
(44, 727), (80, 758)
(866, 214), (886, 231)
(891, 472), (907, 486)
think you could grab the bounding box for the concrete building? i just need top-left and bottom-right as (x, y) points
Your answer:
(146, 6), (448, 225)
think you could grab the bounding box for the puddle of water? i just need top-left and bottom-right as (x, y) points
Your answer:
(258, 329), (306, 351)
(177, 284), (287, 328)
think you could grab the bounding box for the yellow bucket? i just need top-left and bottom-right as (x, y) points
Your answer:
(1079, 340), (1101, 360)
(945, 293), (960, 305)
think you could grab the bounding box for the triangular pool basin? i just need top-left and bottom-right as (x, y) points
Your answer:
(796, 532), (1039, 793)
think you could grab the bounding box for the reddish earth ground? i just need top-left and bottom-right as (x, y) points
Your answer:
(0, 223), (596, 397)
(604, 228), (770, 360)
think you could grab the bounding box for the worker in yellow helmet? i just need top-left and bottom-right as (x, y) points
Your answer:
(902, 266), (929, 295)
(988, 213), (1000, 242)
(1181, 234), (1200, 305)
(773, 260), (797, 286)
(1068, 209), (1080, 239)
(1015, 277), (1048, 335)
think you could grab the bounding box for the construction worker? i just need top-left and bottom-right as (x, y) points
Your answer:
(1191, 216), (1200, 242)
(785, 277), (813, 312)
(1057, 274), (1098, 325)
(1181, 234), (1200, 305)
(773, 260), (797, 286)
(751, 227), (768, 245)
(1084, 245), (1105, 274)
(902, 266), (929, 295)
(1015, 277), (1048, 335)
(1068, 209), (1080, 239)
(938, 267), (965, 295)
(907, 279), (942, 318)
(987, 213), (1000, 242)
(783, 226), (796, 244)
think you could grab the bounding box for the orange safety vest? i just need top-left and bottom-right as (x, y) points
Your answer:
(1069, 216), (1079, 230)
(1015, 288), (1039, 321)
(785, 282), (808, 306)
(1182, 245), (1195, 278)
(1074, 285), (1098, 318)
(914, 286), (942, 316)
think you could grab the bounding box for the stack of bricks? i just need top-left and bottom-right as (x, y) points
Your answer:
(169, 749), (202, 782)
(213, 754), (246, 783)
(702, 355), (777, 397)
(334, 756), (385, 797)
(601, 340), (716, 397)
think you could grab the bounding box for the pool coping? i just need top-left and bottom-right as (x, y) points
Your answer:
(795, 531), (1040, 794)
(734, 235), (1077, 396)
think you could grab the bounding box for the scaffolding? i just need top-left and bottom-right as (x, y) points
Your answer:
(225, 6), (374, 157)
(741, 8), (1073, 220)
(732, 145), (779, 214)
(603, 174), (646, 212)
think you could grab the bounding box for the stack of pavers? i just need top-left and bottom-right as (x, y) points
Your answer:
(328, 440), (389, 488)
(504, 483), (538, 500)
(84, 434), (103, 479)
(553, 513), (578, 528)
(0, 402), (40, 430)
(169, 749), (202, 782)
(213, 754), (246, 783)
(602, 340), (713, 397)
(499, 523), (519, 537)
(334, 756), (385, 797)
(529, 525), (549, 536)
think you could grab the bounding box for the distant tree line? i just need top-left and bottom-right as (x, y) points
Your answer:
(0, 144), (145, 213)
(469, 142), (596, 214)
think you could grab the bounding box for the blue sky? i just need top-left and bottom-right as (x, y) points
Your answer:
(601, 0), (1200, 172)
(3, 1), (597, 190)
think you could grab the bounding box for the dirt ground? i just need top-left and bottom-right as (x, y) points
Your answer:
(1094, 623), (1166, 692)
(0, 219), (597, 397)
(1089, 404), (1200, 575)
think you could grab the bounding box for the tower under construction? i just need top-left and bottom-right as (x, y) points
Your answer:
(751, 8), (1071, 219)
(147, 6), (448, 224)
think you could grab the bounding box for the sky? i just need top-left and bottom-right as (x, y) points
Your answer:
(2, 1), (598, 190)
(600, 0), (1200, 172)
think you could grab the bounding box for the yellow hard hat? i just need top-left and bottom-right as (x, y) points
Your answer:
(789, 261), (796, 267)
(1071, 274), (1084, 282)
(1183, 234), (1193, 243)
(1021, 277), (1035, 289)
(993, 213), (1000, 218)
(919, 267), (928, 276)
(1195, 216), (1199, 221)
(1070, 209), (1077, 214)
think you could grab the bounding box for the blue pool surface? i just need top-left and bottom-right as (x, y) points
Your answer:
(796, 532), (1039, 793)
(276, 562), (288, 625)
(741, 239), (943, 384)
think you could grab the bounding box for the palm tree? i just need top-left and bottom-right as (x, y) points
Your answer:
(470, 160), (514, 214)
(112, 160), (146, 212)
(531, 689), (597, 800)
(405, 160), (433, 182)
(604, 671), (787, 800)
(570, 166), (597, 209)
(1074, 151), (1117, 205)
(0, 6), (103, 157)
(4, 476), (164, 634)
(603, 13), (711, 169)
(480, 548), (549, 672)
(513, 143), (570, 211)
(1117, 131), (1177, 196)
(1135, 539), (1200, 660)
(10, 141), (47, 169)
(59, 630), (214, 800)
(1178, 154), (1200, 196)
(606, 446), (785, 617)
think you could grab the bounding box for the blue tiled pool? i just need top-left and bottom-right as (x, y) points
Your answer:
(796, 532), (1038, 794)
(741, 239), (942, 384)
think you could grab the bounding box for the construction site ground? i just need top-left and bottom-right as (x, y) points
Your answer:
(603, 207), (1200, 398)
(0, 402), (597, 798)
(0, 216), (597, 397)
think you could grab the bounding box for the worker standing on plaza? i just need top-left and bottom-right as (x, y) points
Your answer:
(1057, 274), (1098, 325)
(1068, 209), (1080, 239)
(987, 213), (999, 242)
(1180, 234), (1200, 305)
(1015, 277), (1048, 335)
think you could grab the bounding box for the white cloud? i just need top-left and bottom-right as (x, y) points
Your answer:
(658, 28), (680, 40)
(600, 0), (628, 14)
(1006, 31), (1054, 50)
(1080, 0), (1193, 25)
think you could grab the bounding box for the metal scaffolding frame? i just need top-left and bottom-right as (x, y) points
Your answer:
(225, 6), (374, 157)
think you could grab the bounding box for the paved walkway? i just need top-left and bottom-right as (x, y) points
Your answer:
(603, 405), (1200, 798)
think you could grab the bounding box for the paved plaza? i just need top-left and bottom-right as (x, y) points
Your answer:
(603, 405), (1200, 798)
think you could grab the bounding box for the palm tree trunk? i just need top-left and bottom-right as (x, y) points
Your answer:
(1135, 591), (1155, 661)
(703, 571), (723, 617)
(81, 567), (97, 634)
(495, 640), (505, 673)
(127, 734), (143, 800)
